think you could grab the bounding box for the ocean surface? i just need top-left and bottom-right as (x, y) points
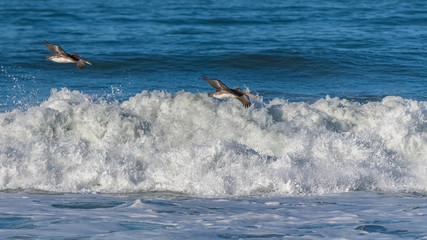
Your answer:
(1, 0), (427, 239)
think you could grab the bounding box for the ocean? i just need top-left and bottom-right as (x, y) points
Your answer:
(1, 0), (427, 239)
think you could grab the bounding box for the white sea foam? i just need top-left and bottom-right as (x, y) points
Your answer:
(0, 88), (426, 197)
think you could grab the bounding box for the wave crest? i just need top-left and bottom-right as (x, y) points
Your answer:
(1, 88), (426, 197)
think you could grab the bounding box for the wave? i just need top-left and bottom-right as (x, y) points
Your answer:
(0, 88), (426, 197)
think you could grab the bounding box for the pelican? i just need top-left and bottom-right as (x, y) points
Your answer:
(44, 40), (92, 69)
(203, 77), (258, 108)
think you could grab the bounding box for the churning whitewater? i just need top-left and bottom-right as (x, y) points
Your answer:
(0, 88), (426, 197)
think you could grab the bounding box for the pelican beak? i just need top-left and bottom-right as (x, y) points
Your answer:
(85, 61), (92, 65)
(246, 92), (258, 98)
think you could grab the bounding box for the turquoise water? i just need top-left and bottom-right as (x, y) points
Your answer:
(1, 0), (427, 239)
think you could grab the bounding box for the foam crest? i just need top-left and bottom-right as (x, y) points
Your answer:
(0, 89), (426, 197)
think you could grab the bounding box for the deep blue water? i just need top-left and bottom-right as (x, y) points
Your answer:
(1, 0), (427, 112)
(1, 1), (427, 239)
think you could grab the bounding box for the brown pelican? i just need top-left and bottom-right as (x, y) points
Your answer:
(203, 77), (258, 108)
(44, 40), (92, 69)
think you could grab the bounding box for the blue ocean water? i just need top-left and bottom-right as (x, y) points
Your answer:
(1, 0), (427, 239)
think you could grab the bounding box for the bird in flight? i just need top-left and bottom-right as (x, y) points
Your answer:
(44, 40), (92, 69)
(203, 77), (258, 108)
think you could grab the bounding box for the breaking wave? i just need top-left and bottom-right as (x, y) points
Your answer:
(1, 88), (426, 197)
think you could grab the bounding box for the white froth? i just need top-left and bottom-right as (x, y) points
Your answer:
(0, 88), (426, 196)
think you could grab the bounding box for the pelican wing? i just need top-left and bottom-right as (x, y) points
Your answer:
(234, 88), (258, 108)
(44, 40), (68, 56)
(76, 61), (86, 69)
(203, 77), (231, 92)
(72, 53), (92, 66)
(236, 95), (251, 108)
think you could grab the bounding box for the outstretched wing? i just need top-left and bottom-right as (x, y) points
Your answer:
(203, 77), (231, 92)
(75, 61), (85, 69)
(44, 40), (68, 56)
(233, 88), (256, 108)
(237, 95), (251, 108)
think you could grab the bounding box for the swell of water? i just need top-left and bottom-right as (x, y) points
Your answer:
(0, 88), (426, 197)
